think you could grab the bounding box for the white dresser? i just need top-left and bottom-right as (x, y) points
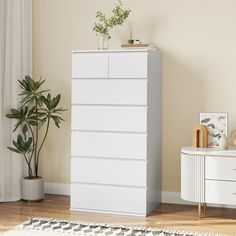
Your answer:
(181, 146), (236, 216)
(71, 49), (162, 216)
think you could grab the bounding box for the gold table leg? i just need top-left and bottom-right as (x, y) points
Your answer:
(198, 202), (207, 217)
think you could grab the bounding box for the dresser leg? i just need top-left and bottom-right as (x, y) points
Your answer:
(203, 203), (207, 217)
(198, 202), (201, 217)
(198, 202), (207, 217)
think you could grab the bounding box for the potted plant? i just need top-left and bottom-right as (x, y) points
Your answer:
(93, 0), (131, 49)
(6, 75), (66, 201)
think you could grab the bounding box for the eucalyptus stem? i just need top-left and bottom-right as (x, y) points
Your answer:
(34, 101), (39, 176)
(23, 153), (32, 178)
(36, 117), (50, 177)
(28, 124), (35, 172)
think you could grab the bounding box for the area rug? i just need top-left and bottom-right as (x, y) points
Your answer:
(2, 217), (222, 236)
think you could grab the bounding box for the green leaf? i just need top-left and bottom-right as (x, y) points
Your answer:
(13, 140), (23, 152)
(13, 120), (23, 132)
(19, 90), (31, 96)
(22, 124), (28, 140)
(51, 94), (61, 109)
(18, 79), (29, 91)
(47, 93), (51, 104)
(22, 124), (28, 134)
(11, 109), (20, 115)
(26, 137), (32, 149)
(40, 95), (50, 110)
(28, 120), (38, 126)
(37, 89), (50, 94)
(38, 118), (47, 129)
(52, 108), (67, 113)
(17, 135), (25, 150)
(20, 95), (31, 105)
(25, 76), (35, 91)
(37, 98), (43, 107)
(37, 77), (46, 88)
(7, 146), (21, 154)
(27, 98), (35, 111)
(6, 109), (21, 119)
(51, 115), (64, 121)
(52, 116), (60, 128)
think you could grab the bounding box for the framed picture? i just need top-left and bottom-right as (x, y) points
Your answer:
(199, 112), (228, 147)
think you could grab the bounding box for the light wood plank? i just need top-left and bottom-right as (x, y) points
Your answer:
(1, 195), (236, 235)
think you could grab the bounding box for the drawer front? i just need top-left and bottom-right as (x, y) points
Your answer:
(71, 158), (146, 187)
(71, 184), (146, 214)
(72, 53), (108, 78)
(109, 52), (147, 78)
(205, 180), (236, 205)
(205, 156), (236, 181)
(71, 106), (147, 132)
(72, 80), (147, 105)
(71, 132), (147, 160)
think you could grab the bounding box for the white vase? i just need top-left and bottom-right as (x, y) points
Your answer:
(97, 34), (108, 50)
(218, 134), (227, 149)
(21, 177), (44, 201)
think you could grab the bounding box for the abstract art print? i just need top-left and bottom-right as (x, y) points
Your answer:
(199, 112), (228, 147)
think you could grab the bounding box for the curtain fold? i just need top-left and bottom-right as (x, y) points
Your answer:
(0, 0), (32, 202)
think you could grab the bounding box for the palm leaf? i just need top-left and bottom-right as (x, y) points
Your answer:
(7, 146), (21, 154)
(13, 140), (23, 152)
(51, 94), (61, 109)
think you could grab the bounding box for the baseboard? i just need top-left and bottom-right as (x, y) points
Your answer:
(44, 183), (70, 195)
(44, 184), (236, 210)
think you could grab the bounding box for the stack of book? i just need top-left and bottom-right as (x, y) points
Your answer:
(121, 43), (156, 49)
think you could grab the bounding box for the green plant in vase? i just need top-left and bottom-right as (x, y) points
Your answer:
(93, 0), (131, 49)
(6, 75), (66, 201)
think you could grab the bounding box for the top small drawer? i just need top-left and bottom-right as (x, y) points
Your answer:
(109, 52), (147, 78)
(205, 156), (236, 181)
(72, 53), (108, 78)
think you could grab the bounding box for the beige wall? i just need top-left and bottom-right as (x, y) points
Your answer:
(33, 0), (236, 192)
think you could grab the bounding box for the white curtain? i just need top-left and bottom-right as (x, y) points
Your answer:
(0, 0), (32, 202)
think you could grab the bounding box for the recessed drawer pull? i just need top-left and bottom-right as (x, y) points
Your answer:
(232, 169), (236, 171)
(232, 193), (236, 195)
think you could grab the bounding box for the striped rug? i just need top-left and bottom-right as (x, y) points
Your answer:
(2, 217), (223, 236)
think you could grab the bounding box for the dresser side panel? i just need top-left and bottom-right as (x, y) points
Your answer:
(146, 51), (162, 213)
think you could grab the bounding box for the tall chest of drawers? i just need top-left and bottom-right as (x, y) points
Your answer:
(71, 49), (162, 216)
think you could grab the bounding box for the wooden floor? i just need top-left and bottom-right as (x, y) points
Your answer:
(0, 195), (236, 235)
